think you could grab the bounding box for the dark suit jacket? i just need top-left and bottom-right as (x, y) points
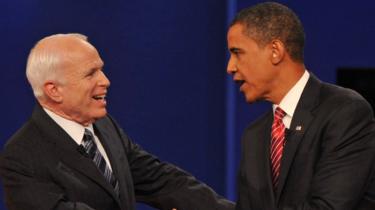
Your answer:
(236, 74), (375, 210)
(0, 104), (234, 210)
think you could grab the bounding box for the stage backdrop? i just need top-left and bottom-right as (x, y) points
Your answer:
(1, 0), (374, 209)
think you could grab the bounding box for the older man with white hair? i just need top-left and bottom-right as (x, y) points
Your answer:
(0, 33), (234, 210)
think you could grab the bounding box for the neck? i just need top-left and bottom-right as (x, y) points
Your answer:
(39, 100), (92, 126)
(271, 62), (305, 105)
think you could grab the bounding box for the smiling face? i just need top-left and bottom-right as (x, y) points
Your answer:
(227, 23), (278, 103)
(43, 37), (110, 125)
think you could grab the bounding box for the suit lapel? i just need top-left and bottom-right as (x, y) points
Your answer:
(275, 108), (313, 201)
(94, 121), (132, 207)
(261, 112), (277, 205)
(245, 110), (277, 206)
(55, 141), (120, 203)
(31, 104), (120, 205)
(275, 74), (321, 203)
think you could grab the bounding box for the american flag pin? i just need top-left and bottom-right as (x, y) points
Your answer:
(296, 125), (302, 131)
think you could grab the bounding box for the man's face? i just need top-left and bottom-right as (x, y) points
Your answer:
(227, 23), (276, 103)
(57, 40), (110, 125)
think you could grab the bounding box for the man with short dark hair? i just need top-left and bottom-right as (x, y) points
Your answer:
(227, 2), (375, 209)
(0, 33), (235, 210)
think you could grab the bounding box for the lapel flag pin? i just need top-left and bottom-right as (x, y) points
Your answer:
(295, 125), (302, 131)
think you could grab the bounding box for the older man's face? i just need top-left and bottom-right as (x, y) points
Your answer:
(57, 40), (110, 125)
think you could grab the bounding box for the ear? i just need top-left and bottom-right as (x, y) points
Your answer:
(43, 81), (63, 103)
(269, 39), (285, 65)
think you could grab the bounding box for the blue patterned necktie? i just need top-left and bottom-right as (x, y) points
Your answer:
(82, 128), (119, 195)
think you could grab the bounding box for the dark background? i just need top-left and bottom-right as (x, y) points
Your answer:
(1, 0), (374, 209)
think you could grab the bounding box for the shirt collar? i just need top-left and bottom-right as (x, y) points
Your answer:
(43, 108), (93, 145)
(273, 70), (310, 119)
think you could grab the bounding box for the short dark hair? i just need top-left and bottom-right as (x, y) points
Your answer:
(231, 2), (305, 62)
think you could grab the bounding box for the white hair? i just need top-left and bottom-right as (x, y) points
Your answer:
(26, 33), (88, 99)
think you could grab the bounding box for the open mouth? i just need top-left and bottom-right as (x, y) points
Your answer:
(92, 95), (106, 101)
(235, 80), (245, 87)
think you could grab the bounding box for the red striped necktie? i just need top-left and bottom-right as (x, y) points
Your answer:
(270, 107), (286, 189)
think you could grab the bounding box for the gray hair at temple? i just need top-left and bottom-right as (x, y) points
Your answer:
(230, 2), (305, 63)
(26, 33), (88, 99)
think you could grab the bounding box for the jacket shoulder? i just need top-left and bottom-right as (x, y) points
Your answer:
(3, 119), (40, 150)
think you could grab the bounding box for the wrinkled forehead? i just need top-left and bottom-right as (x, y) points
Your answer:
(62, 48), (103, 73)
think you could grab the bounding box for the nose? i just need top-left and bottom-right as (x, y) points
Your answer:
(98, 70), (111, 88)
(226, 55), (236, 75)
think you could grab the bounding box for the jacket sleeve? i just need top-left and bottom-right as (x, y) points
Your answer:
(107, 115), (235, 210)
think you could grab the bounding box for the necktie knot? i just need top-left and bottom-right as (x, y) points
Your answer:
(83, 128), (94, 143)
(82, 129), (96, 159)
(274, 107), (286, 121)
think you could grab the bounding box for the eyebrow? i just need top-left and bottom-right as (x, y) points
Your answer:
(91, 63), (105, 73)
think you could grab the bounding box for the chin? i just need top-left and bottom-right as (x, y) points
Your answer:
(94, 109), (107, 119)
(244, 94), (256, 104)
(99, 110), (107, 118)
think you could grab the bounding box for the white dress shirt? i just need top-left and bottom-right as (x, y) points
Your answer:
(273, 70), (310, 129)
(44, 108), (113, 170)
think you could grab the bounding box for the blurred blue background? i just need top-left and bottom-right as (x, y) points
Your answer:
(1, 0), (374, 209)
